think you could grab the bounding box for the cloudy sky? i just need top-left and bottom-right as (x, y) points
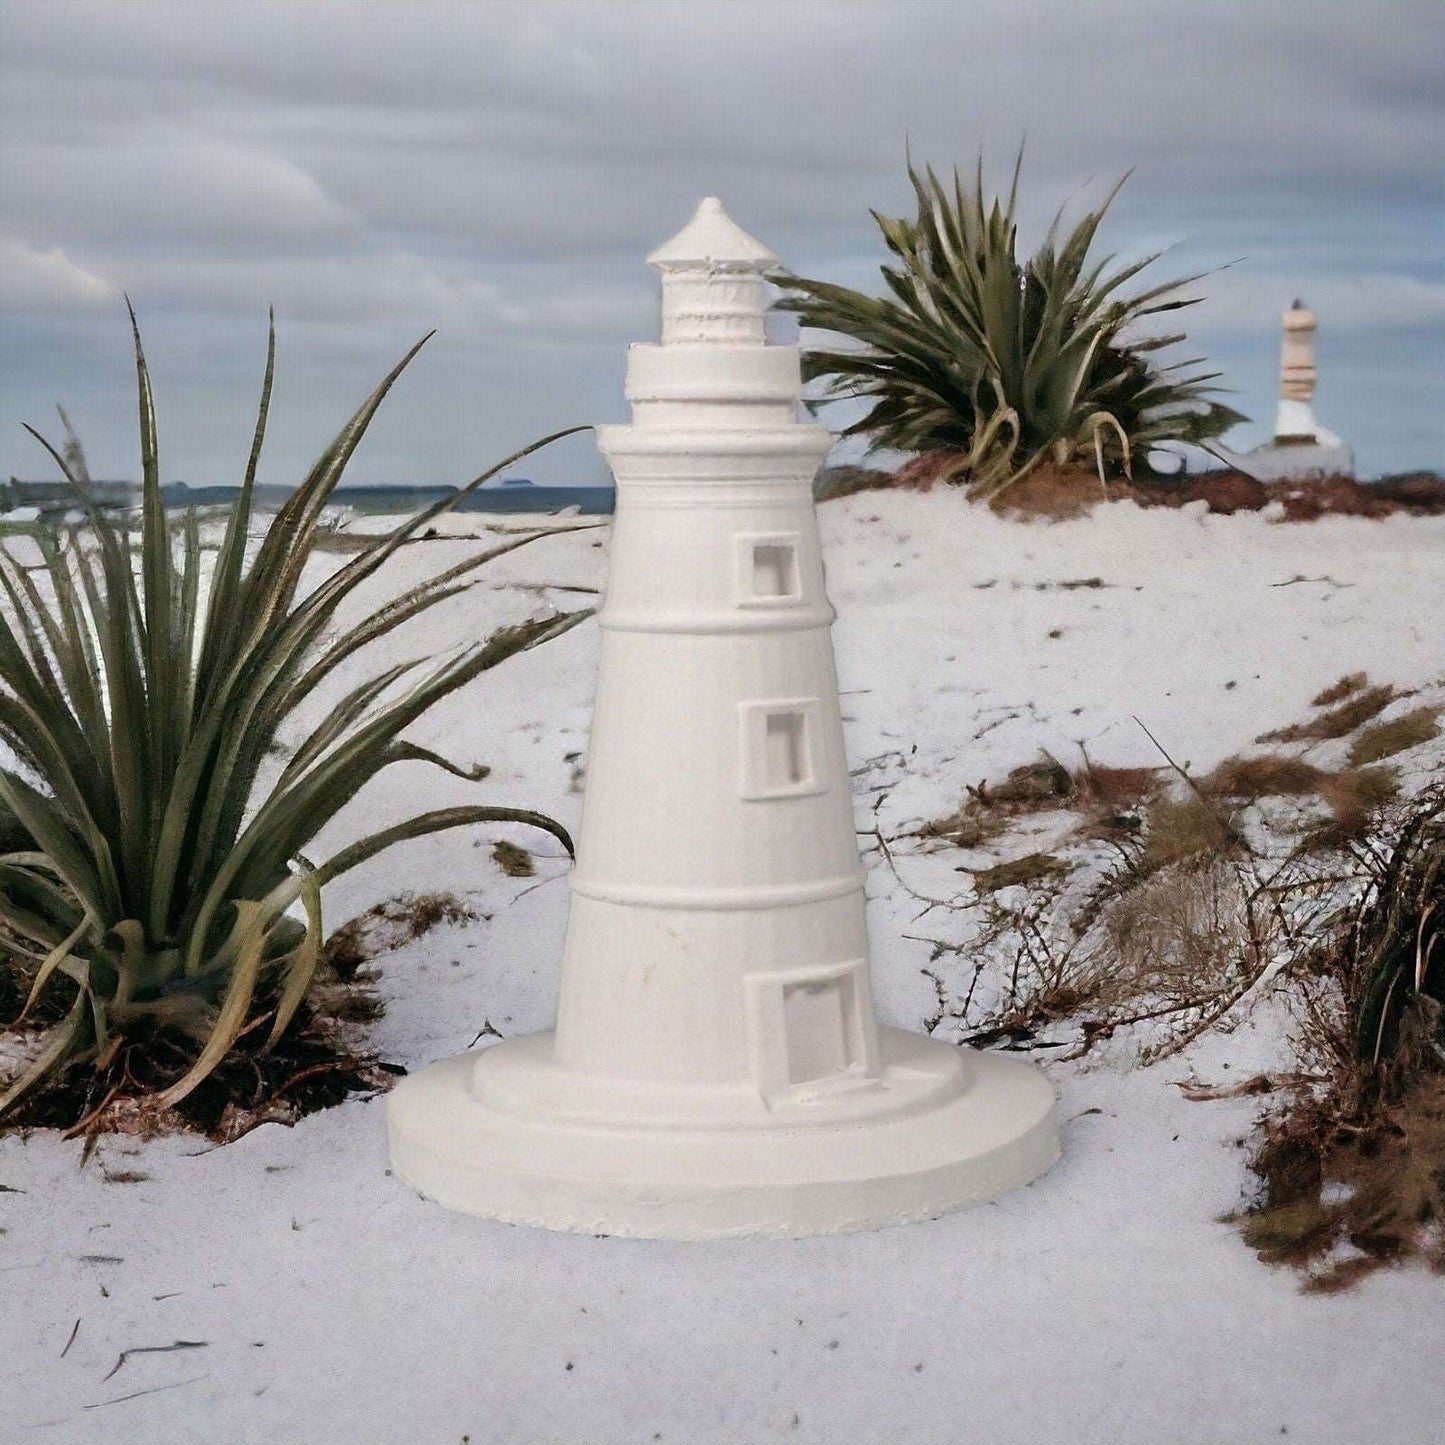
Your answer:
(1, 0), (1441, 486)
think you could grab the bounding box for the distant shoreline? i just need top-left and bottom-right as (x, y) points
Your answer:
(0, 480), (617, 518)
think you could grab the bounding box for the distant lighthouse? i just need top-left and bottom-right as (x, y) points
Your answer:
(1275, 299), (1327, 443)
(388, 199), (1059, 1239)
(1235, 298), (1353, 479)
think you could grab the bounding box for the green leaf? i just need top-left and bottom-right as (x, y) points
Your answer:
(0, 993), (90, 1116)
(155, 901), (272, 1107)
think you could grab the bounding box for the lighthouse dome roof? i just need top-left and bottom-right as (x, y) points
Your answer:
(647, 197), (778, 272)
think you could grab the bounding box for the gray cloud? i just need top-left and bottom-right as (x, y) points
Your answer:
(2, 0), (1441, 483)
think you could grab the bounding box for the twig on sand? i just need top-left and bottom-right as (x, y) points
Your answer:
(511, 869), (569, 903)
(84, 1376), (207, 1410)
(1134, 714), (1244, 847)
(103, 1340), (208, 1382)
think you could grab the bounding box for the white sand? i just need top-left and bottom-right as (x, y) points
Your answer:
(3, 493), (1444, 1443)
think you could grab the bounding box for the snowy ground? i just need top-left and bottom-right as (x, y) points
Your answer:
(3, 492), (1444, 1443)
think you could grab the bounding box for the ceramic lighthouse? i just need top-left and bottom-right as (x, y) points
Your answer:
(387, 199), (1059, 1238)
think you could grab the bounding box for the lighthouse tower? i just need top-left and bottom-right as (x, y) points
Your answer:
(387, 200), (1059, 1238)
(1275, 299), (1324, 443)
(1233, 298), (1353, 480)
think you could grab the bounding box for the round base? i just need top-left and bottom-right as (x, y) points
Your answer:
(387, 1028), (1059, 1239)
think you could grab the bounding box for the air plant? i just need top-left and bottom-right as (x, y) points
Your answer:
(0, 309), (589, 1116)
(773, 157), (1244, 495)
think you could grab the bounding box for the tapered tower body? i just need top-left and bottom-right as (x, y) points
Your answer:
(388, 200), (1059, 1238)
(554, 198), (878, 1108)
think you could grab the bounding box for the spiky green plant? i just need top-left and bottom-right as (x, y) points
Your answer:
(774, 158), (1245, 494)
(0, 310), (589, 1116)
(1354, 786), (1444, 1067)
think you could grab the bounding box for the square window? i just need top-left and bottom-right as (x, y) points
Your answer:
(764, 710), (808, 788)
(751, 542), (799, 600)
(780, 976), (850, 1084)
(744, 959), (879, 1102)
(740, 699), (825, 799)
(735, 533), (804, 607)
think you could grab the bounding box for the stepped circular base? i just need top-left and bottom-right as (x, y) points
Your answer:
(387, 1028), (1059, 1239)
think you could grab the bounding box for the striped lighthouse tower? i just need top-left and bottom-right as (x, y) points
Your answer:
(388, 200), (1059, 1238)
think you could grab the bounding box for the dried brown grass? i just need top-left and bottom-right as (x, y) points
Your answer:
(924, 753), (1159, 850)
(323, 891), (478, 979)
(1189, 751), (1402, 849)
(1244, 1074), (1445, 1291)
(970, 852), (1069, 893)
(1260, 683), (1397, 744)
(1086, 858), (1260, 1055)
(1312, 673), (1367, 708)
(1074, 763), (1160, 811)
(1070, 764), (1163, 842)
(1200, 754), (1328, 800)
(1311, 766), (1402, 844)
(978, 753), (1074, 804)
(491, 840), (537, 877)
(1141, 796), (1234, 872)
(916, 809), (1013, 851)
(1348, 706), (1441, 767)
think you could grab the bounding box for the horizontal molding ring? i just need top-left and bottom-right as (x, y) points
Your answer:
(599, 608), (835, 635)
(568, 871), (866, 911)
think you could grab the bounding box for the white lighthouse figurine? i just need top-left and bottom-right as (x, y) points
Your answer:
(387, 199), (1059, 1238)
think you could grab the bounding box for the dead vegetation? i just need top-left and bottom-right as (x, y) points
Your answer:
(1348, 706), (1441, 767)
(0, 958), (398, 1144)
(323, 891), (478, 979)
(970, 852), (1068, 893)
(491, 840), (537, 877)
(1200, 754), (1327, 800)
(1179, 673), (1431, 849)
(1086, 857), (1268, 1057)
(1311, 766), (1402, 845)
(1241, 1074), (1445, 1291)
(0, 890), (480, 1141)
(899, 695), (1444, 1289)
(1312, 673), (1367, 708)
(1239, 787), (1445, 1289)
(922, 751), (1159, 853)
(1140, 796), (1236, 872)
(872, 457), (1445, 523)
(911, 839), (1286, 1065)
(1259, 682), (1397, 744)
(907, 742), (1276, 1061)
(1193, 749), (1401, 849)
